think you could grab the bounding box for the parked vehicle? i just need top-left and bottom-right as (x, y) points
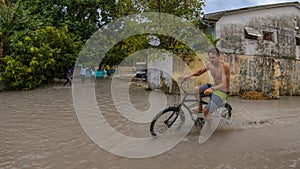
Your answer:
(136, 69), (147, 78)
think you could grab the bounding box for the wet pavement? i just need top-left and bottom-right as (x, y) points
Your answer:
(0, 78), (300, 169)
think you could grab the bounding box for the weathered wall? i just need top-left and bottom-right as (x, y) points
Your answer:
(145, 52), (300, 96)
(214, 5), (300, 96)
(147, 52), (173, 93)
(225, 54), (300, 96)
(218, 15), (299, 59)
(147, 52), (209, 94)
(216, 5), (299, 27)
(216, 4), (300, 59)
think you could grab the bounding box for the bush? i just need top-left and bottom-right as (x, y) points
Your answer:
(0, 26), (79, 90)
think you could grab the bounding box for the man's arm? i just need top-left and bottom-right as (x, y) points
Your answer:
(193, 67), (207, 76)
(184, 66), (207, 79)
(224, 62), (230, 92)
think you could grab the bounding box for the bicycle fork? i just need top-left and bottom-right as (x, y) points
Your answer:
(164, 105), (181, 128)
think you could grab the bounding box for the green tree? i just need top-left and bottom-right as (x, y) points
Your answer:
(140, 0), (204, 21)
(1, 1), (80, 90)
(206, 34), (220, 47)
(11, 0), (204, 46)
(1, 0), (206, 90)
(0, 0), (36, 57)
(12, 0), (108, 42)
(99, 0), (205, 67)
(1, 26), (79, 90)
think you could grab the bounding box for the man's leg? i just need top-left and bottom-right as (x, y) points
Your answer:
(199, 94), (225, 143)
(69, 77), (72, 86)
(193, 84), (211, 127)
(194, 84), (212, 113)
(63, 78), (69, 86)
(193, 86), (202, 113)
(63, 80), (67, 86)
(204, 94), (225, 115)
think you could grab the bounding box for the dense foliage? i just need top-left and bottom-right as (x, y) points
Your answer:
(1, 26), (79, 90)
(0, 1), (80, 89)
(0, 0), (206, 90)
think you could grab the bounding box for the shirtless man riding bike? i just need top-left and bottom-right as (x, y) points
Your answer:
(184, 47), (230, 117)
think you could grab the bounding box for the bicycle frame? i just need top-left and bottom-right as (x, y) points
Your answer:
(177, 92), (209, 122)
(150, 80), (232, 137)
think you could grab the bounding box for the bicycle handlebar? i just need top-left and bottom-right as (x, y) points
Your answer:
(179, 79), (190, 95)
(179, 78), (209, 97)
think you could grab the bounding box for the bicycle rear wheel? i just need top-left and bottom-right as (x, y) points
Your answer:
(221, 103), (232, 119)
(150, 107), (185, 137)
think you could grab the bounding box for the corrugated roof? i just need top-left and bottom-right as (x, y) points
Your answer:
(203, 1), (300, 23)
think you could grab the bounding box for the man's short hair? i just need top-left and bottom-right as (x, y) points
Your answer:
(208, 47), (220, 57)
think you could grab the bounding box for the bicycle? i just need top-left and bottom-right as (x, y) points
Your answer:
(150, 79), (232, 137)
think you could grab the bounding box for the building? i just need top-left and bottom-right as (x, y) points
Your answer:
(202, 1), (300, 60)
(200, 1), (300, 96)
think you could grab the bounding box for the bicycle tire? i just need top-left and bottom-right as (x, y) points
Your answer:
(150, 107), (185, 137)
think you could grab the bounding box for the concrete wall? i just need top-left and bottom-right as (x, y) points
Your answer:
(212, 5), (300, 96)
(225, 54), (300, 96)
(116, 66), (136, 76)
(217, 6), (298, 26)
(144, 52), (300, 96)
(216, 5), (300, 59)
(147, 52), (173, 93)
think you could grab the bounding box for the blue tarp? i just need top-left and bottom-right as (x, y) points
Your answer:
(96, 71), (104, 78)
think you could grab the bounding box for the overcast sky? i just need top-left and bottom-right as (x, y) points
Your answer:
(203, 0), (300, 13)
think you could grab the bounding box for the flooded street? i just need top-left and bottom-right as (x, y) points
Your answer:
(1, 78), (300, 169)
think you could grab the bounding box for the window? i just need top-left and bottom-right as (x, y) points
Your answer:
(262, 31), (273, 41)
(296, 37), (300, 46)
(296, 37), (300, 60)
(244, 27), (261, 40)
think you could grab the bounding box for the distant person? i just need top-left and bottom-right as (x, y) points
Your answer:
(103, 66), (107, 79)
(63, 67), (73, 86)
(90, 68), (95, 83)
(80, 66), (86, 83)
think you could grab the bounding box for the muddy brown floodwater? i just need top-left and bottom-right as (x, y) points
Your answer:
(1, 78), (300, 169)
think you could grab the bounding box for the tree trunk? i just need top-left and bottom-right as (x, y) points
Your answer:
(0, 41), (3, 58)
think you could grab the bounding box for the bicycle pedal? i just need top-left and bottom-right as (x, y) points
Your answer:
(194, 117), (205, 127)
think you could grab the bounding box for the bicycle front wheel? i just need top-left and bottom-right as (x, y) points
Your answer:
(150, 107), (185, 137)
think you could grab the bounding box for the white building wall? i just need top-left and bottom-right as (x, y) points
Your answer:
(214, 5), (300, 57)
(147, 52), (173, 93)
(216, 6), (299, 36)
